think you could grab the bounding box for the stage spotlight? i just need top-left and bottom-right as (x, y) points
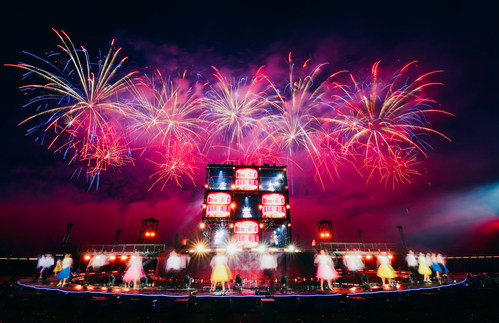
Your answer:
(199, 222), (206, 229)
(388, 254), (393, 260)
(195, 243), (206, 253)
(83, 254), (91, 261)
(285, 245), (296, 252)
(226, 243), (238, 255)
(365, 254), (372, 260)
(120, 255), (128, 261)
(109, 255), (116, 261)
(257, 244), (267, 253)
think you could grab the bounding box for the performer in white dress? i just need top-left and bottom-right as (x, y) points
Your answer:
(123, 254), (145, 289)
(314, 250), (339, 292)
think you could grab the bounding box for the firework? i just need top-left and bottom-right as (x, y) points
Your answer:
(327, 61), (452, 185)
(203, 66), (276, 157)
(147, 142), (203, 190)
(7, 29), (138, 176)
(261, 53), (347, 187)
(126, 70), (205, 151)
(9, 31), (452, 190)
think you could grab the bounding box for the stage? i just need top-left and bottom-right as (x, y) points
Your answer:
(17, 276), (466, 301)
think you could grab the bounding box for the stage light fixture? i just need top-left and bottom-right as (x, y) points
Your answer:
(83, 254), (91, 261)
(226, 243), (238, 255)
(195, 243), (206, 253)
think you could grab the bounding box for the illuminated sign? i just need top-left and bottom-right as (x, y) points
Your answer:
(233, 234), (259, 248)
(206, 192), (231, 217)
(207, 192), (231, 205)
(235, 168), (258, 190)
(262, 206), (286, 218)
(235, 168), (258, 179)
(262, 193), (285, 205)
(234, 221), (259, 234)
(235, 179), (258, 190)
(262, 193), (286, 218)
(206, 205), (230, 217)
(233, 220), (259, 248)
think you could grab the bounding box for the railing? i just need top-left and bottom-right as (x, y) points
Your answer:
(79, 244), (166, 256)
(318, 242), (398, 253)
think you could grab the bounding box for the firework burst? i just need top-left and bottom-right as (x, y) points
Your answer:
(147, 142), (203, 190)
(126, 70), (205, 151)
(328, 61), (452, 185)
(203, 66), (276, 157)
(7, 29), (138, 173)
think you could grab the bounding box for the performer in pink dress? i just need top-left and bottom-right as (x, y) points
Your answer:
(314, 250), (339, 292)
(123, 254), (145, 289)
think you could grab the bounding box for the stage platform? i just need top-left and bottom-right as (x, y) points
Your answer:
(18, 276), (466, 301)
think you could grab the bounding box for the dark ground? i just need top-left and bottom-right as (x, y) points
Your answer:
(0, 275), (498, 322)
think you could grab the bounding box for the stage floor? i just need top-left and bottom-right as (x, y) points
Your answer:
(18, 276), (466, 300)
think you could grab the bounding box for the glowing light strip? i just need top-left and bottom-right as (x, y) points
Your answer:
(18, 278), (466, 300)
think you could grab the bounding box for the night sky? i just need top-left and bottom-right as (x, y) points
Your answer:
(1, 1), (498, 256)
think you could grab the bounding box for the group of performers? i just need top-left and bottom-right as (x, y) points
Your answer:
(33, 248), (450, 292)
(34, 253), (73, 287)
(406, 250), (450, 284)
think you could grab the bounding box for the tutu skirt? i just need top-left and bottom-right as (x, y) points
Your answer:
(123, 266), (145, 282)
(211, 265), (231, 282)
(440, 264), (449, 274)
(418, 263), (432, 275)
(57, 267), (70, 280)
(377, 264), (395, 278)
(316, 264), (340, 280)
(432, 263), (442, 273)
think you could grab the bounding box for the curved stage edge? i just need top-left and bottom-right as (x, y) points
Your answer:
(17, 278), (466, 300)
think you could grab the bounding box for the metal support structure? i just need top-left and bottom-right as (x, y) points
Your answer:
(138, 218), (159, 243)
(397, 225), (407, 251)
(114, 229), (122, 245)
(60, 222), (73, 253)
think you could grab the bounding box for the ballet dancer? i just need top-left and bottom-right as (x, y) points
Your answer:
(418, 252), (432, 283)
(123, 254), (145, 289)
(56, 254), (73, 287)
(314, 250), (339, 292)
(209, 250), (231, 293)
(376, 252), (395, 286)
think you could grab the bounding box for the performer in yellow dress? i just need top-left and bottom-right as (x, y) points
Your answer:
(210, 250), (231, 292)
(418, 252), (432, 283)
(376, 252), (396, 285)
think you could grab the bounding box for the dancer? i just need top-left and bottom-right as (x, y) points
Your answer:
(260, 250), (278, 292)
(418, 252), (432, 283)
(314, 250), (339, 292)
(56, 254), (73, 287)
(376, 252), (395, 286)
(53, 258), (62, 276)
(123, 254), (145, 289)
(166, 250), (181, 287)
(405, 250), (419, 284)
(41, 254), (55, 284)
(88, 251), (108, 274)
(437, 253), (450, 276)
(425, 252), (434, 281)
(209, 250), (231, 293)
(431, 252), (442, 283)
(344, 250), (365, 285)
